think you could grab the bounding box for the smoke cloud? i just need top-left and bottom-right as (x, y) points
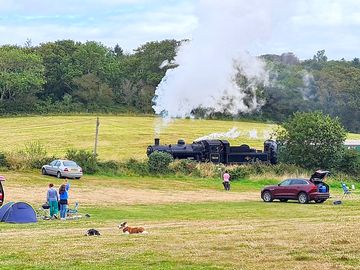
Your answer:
(153, 0), (281, 124)
(194, 127), (241, 142)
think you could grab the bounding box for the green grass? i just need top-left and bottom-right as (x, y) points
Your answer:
(0, 115), (281, 160)
(0, 114), (359, 269)
(1, 171), (360, 269)
(0, 115), (358, 161)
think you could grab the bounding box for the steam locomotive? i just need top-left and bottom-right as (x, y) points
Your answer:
(147, 138), (277, 165)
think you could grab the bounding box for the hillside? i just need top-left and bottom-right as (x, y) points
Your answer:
(1, 42), (360, 133)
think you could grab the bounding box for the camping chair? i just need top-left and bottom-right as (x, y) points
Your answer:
(67, 202), (81, 219)
(36, 202), (51, 220)
(341, 182), (352, 199)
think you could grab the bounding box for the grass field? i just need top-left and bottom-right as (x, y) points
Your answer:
(0, 115), (280, 161)
(0, 115), (358, 161)
(0, 115), (359, 269)
(1, 171), (360, 270)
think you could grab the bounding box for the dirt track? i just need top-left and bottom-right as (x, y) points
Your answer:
(6, 185), (259, 206)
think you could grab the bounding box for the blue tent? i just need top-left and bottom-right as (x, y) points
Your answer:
(0, 202), (37, 223)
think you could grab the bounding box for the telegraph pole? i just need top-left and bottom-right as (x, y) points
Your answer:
(94, 117), (100, 157)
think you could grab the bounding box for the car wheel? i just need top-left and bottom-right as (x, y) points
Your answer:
(41, 168), (47, 175)
(298, 192), (309, 204)
(56, 171), (62, 179)
(262, 191), (273, 202)
(315, 199), (325, 203)
(280, 199), (288, 202)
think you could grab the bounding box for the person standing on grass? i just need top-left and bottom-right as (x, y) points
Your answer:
(223, 170), (231, 191)
(59, 179), (70, 220)
(47, 183), (59, 219)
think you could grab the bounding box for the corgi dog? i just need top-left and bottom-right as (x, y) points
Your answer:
(119, 222), (148, 234)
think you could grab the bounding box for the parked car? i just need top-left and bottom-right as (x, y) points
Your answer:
(261, 170), (330, 204)
(0, 176), (5, 206)
(42, 160), (83, 179)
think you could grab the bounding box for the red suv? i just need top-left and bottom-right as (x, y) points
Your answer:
(261, 170), (330, 204)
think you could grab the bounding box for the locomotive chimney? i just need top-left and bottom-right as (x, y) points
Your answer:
(154, 138), (160, 146)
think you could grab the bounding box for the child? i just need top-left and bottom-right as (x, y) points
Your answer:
(223, 171), (231, 191)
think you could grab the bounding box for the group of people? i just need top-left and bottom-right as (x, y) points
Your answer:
(46, 179), (70, 220)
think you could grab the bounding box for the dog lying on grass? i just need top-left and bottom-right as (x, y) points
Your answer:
(119, 222), (148, 234)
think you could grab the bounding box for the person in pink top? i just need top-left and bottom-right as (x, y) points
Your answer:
(223, 170), (231, 191)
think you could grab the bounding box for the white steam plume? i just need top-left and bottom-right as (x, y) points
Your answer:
(249, 129), (258, 139)
(194, 127), (241, 142)
(153, 0), (279, 124)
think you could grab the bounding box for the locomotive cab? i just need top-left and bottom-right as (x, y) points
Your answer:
(201, 140), (228, 163)
(264, 140), (277, 164)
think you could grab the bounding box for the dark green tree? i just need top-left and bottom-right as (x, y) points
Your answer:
(0, 47), (45, 112)
(73, 41), (110, 76)
(113, 44), (124, 58)
(276, 111), (347, 170)
(352, 57), (360, 67)
(36, 40), (82, 100)
(313, 50), (328, 63)
(72, 73), (113, 110)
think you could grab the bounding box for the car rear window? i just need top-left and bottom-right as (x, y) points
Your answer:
(63, 161), (77, 166)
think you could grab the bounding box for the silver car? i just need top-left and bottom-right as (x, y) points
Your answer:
(41, 159), (83, 179)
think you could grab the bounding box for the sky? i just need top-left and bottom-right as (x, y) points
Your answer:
(0, 0), (359, 60)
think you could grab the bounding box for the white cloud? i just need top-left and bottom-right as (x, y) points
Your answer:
(0, 0), (196, 50)
(0, 0), (359, 59)
(290, 0), (360, 27)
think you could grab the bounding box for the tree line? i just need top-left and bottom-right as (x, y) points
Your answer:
(0, 40), (359, 132)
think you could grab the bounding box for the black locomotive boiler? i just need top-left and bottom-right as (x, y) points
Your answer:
(147, 138), (277, 165)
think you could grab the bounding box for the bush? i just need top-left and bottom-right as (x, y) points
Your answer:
(169, 159), (200, 176)
(20, 141), (49, 169)
(197, 162), (222, 178)
(148, 152), (173, 174)
(228, 166), (250, 180)
(338, 149), (360, 176)
(4, 141), (52, 170)
(65, 149), (98, 174)
(0, 152), (8, 168)
(120, 158), (149, 176)
(31, 156), (56, 169)
(4, 152), (24, 170)
(97, 160), (120, 174)
(271, 163), (307, 176)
